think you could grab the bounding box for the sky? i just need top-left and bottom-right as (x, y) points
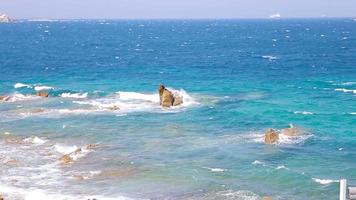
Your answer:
(1, 0), (356, 19)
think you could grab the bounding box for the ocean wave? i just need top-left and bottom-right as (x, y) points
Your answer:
(60, 92), (88, 99)
(294, 111), (314, 115)
(23, 136), (47, 145)
(34, 85), (54, 91)
(276, 165), (289, 170)
(335, 88), (356, 94)
(14, 83), (32, 89)
(1, 93), (40, 102)
(203, 167), (227, 172)
(261, 55), (278, 60)
(252, 160), (265, 165)
(216, 190), (259, 200)
(312, 178), (339, 185)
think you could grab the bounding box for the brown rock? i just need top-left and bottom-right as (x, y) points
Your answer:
(32, 108), (46, 113)
(159, 84), (174, 107)
(86, 144), (98, 150)
(108, 105), (119, 110)
(73, 175), (84, 181)
(281, 127), (299, 136)
(264, 128), (279, 144)
(60, 154), (73, 164)
(36, 91), (49, 97)
(0, 95), (10, 101)
(173, 95), (183, 106)
(262, 197), (273, 200)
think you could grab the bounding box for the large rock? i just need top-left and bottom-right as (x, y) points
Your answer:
(0, 13), (13, 23)
(159, 84), (174, 107)
(36, 91), (49, 97)
(264, 128), (279, 144)
(158, 84), (183, 107)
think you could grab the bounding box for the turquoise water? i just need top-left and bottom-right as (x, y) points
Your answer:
(0, 19), (355, 200)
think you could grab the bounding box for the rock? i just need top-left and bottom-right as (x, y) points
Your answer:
(60, 154), (73, 164)
(86, 144), (98, 150)
(32, 108), (46, 113)
(264, 128), (279, 144)
(159, 84), (174, 107)
(0, 95), (10, 101)
(158, 84), (184, 107)
(172, 95), (183, 106)
(0, 13), (13, 23)
(108, 105), (119, 110)
(262, 197), (273, 200)
(0, 194), (4, 200)
(36, 91), (49, 97)
(281, 126), (299, 136)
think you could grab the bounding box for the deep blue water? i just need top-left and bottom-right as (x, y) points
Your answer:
(0, 19), (355, 200)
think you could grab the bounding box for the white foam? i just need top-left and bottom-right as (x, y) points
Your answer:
(276, 165), (289, 170)
(14, 83), (32, 89)
(5, 93), (40, 102)
(116, 91), (159, 102)
(60, 92), (88, 99)
(54, 144), (78, 155)
(252, 160), (264, 165)
(312, 178), (339, 185)
(294, 111), (314, 115)
(243, 129), (312, 145)
(335, 88), (356, 93)
(350, 112), (356, 115)
(340, 82), (356, 86)
(4, 131), (11, 135)
(23, 136), (47, 145)
(204, 167), (227, 172)
(262, 55), (278, 60)
(34, 86), (53, 91)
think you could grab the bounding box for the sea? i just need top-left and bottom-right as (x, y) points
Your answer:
(0, 19), (355, 200)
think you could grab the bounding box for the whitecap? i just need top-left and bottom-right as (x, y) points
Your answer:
(23, 136), (47, 145)
(14, 83), (32, 89)
(312, 178), (339, 185)
(335, 88), (356, 93)
(34, 86), (53, 91)
(350, 112), (356, 115)
(294, 111), (314, 115)
(261, 55), (278, 60)
(276, 165), (289, 170)
(53, 144), (78, 155)
(252, 160), (264, 165)
(203, 167), (227, 172)
(60, 92), (88, 99)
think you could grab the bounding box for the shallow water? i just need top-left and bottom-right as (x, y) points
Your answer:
(0, 19), (355, 200)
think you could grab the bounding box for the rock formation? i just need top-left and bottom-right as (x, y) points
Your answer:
(264, 128), (279, 144)
(158, 84), (183, 107)
(60, 148), (81, 165)
(0, 13), (13, 23)
(36, 91), (49, 97)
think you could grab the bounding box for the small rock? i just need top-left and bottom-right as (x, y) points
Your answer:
(262, 197), (273, 200)
(36, 91), (49, 97)
(60, 154), (73, 164)
(86, 144), (98, 150)
(173, 95), (183, 106)
(0, 95), (10, 101)
(264, 128), (279, 144)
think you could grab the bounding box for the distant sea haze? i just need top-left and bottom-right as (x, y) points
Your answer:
(0, 19), (355, 200)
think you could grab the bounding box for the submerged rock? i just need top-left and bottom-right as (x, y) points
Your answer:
(281, 125), (299, 136)
(158, 84), (183, 107)
(262, 197), (273, 200)
(264, 128), (279, 144)
(59, 148), (81, 165)
(0, 13), (14, 23)
(36, 91), (49, 97)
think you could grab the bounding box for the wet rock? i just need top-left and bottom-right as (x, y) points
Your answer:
(264, 128), (279, 144)
(0, 95), (10, 101)
(173, 95), (183, 106)
(73, 175), (85, 181)
(32, 108), (46, 113)
(159, 84), (174, 107)
(60, 154), (73, 164)
(86, 144), (98, 150)
(158, 84), (183, 107)
(36, 91), (49, 97)
(262, 197), (273, 200)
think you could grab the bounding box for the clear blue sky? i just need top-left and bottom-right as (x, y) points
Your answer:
(1, 0), (356, 19)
